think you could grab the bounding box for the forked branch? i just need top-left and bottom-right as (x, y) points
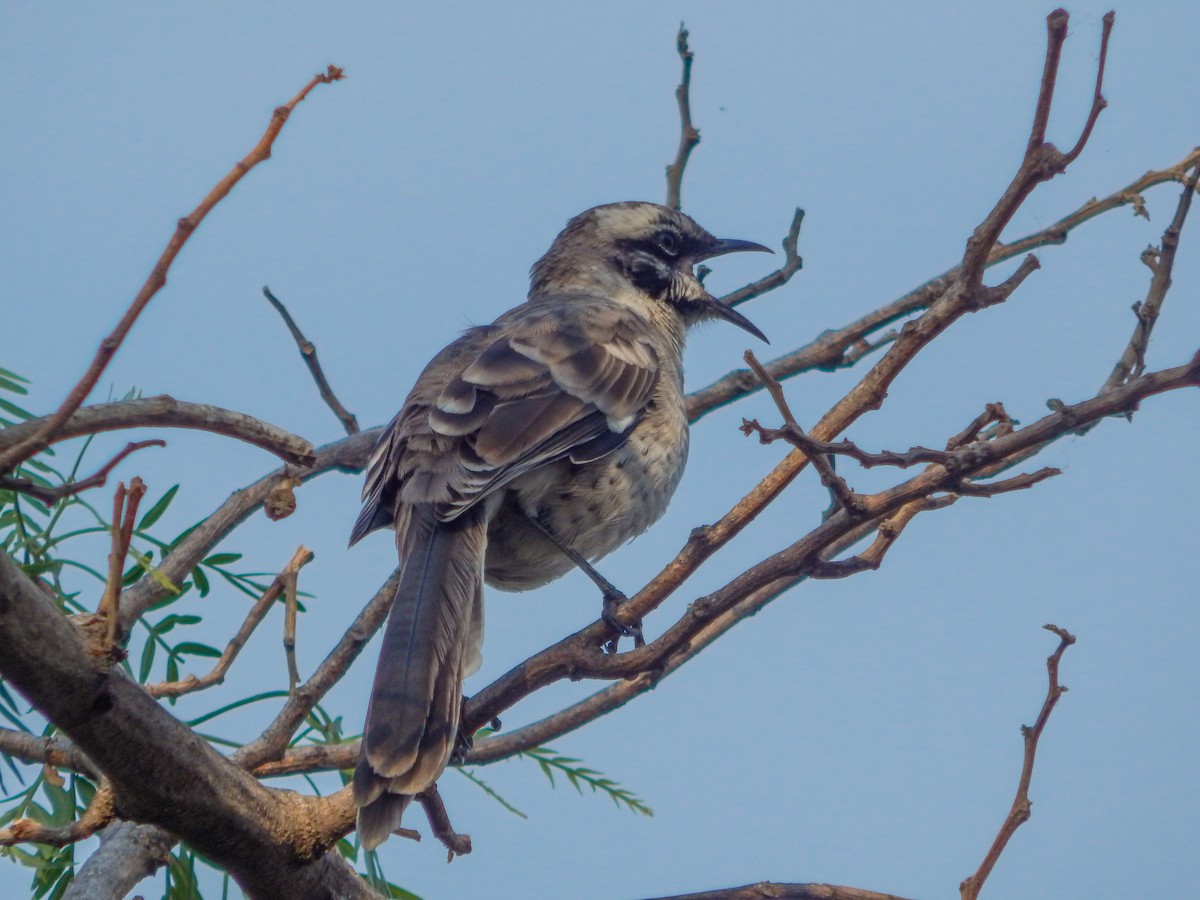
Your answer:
(0, 65), (344, 476)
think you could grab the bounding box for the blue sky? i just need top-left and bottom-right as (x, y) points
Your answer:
(2, 3), (1197, 898)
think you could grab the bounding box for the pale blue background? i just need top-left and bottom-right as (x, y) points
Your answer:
(2, 3), (1197, 898)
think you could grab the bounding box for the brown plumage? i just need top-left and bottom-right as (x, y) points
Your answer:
(350, 201), (769, 849)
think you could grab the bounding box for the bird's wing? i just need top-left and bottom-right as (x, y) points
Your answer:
(350, 297), (660, 543)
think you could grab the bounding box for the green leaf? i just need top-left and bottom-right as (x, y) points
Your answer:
(47, 868), (73, 900)
(137, 484), (179, 530)
(192, 565), (210, 597)
(0, 375), (29, 395)
(520, 744), (653, 817)
(457, 768), (527, 819)
(0, 397), (33, 420)
(138, 637), (157, 683)
(203, 552), (243, 566)
(155, 614), (202, 634)
(173, 641), (222, 659)
(185, 691), (289, 727)
(0, 366), (31, 384)
(126, 547), (179, 595)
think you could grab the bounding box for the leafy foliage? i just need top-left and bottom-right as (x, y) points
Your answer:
(517, 745), (653, 817)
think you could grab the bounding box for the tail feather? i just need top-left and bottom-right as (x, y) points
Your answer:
(354, 506), (485, 844)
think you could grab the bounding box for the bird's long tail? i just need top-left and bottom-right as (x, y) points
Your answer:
(353, 506), (485, 850)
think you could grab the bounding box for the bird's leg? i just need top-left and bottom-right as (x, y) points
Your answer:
(531, 515), (645, 651)
(450, 696), (473, 766)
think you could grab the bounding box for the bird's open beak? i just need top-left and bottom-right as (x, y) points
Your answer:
(699, 237), (772, 343)
(707, 297), (769, 343)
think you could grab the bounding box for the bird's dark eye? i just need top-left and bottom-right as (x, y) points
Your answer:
(655, 229), (682, 256)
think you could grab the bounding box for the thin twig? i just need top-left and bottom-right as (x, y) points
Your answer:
(1104, 160), (1200, 392)
(116, 428), (375, 634)
(469, 500), (950, 765)
(96, 479), (147, 652)
(665, 24), (700, 211)
(688, 146), (1200, 422)
(961, 10), (1112, 288)
(0, 66), (345, 476)
(232, 566), (401, 770)
(742, 351), (862, 513)
(960, 626), (1076, 900)
(262, 287), (359, 435)
(284, 564), (301, 694)
(145, 547), (313, 698)
(0, 440), (165, 505)
(1060, 12), (1114, 167)
(719, 208), (805, 308)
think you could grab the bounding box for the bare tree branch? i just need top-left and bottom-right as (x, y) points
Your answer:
(115, 427), (376, 634)
(0, 396), (316, 467)
(0, 440), (164, 505)
(646, 883), (919, 900)
(689, 137), (1198, 425)
(0, 728), (97, 780)
(62, 821), (176, 900)
(465, 350), (1198, 747)
(0, 66), (345, 477)
(665, 24), (699, 211)
(0, 782), (115, 848)
(719, 208), (805, 309)
(97, 478), (147, 652)
(1104, 160), (1200, 392)
(262, 286), (360, 435)
(233, 566), (400, 770)
(960, 625), (1076, 900)
(145, 547), (313, 698)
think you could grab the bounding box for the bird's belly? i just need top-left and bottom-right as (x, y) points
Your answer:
(483, 415), (689, 592)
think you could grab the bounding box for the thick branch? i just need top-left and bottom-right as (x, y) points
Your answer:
(0, 66), (345, 476)
(0, 728), (97, 779)
(62, 821), (176, 900)
(0, 551), (376, 899)
(646, 884), (918, 900)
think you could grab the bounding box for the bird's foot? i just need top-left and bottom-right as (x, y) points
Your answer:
(601, 589), (645, 654)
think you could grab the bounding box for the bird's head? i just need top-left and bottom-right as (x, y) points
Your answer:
(529, 201), (770, 342)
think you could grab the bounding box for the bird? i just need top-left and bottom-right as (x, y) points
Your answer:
(349, 201), (769, 849)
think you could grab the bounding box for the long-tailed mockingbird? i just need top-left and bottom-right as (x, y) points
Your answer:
(350, 201), (769, 848)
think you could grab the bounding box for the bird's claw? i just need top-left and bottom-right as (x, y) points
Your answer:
(602, 591), (645, 653)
